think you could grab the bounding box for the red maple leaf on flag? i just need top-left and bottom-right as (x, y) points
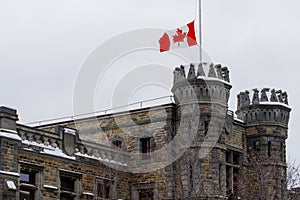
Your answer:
(172, 28), (187, 47)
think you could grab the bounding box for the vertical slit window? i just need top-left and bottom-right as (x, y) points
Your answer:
(268, 141), (272, 157)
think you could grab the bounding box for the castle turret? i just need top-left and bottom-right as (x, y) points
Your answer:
(170, 63), (232, 199)
(236, 88), (291, 199)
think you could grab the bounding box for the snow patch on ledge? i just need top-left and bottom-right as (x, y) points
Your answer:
(42, 148), (75, 160)
(22, 140), (55, 150)
(82, 192), (94, 196)
(0, 130), (21, 141)
(257, 101), (291, 109)
(64, 127), (76, 135)
(234, 118), (244, 123)
(44, 185), (58, 190)
(197, 76), (232, 86)
(22, 140), (75, 160)
(0, 170), (19, 177)
(75, 152), (127, 166)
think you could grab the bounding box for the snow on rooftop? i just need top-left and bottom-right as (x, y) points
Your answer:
(22, 140), (56, 150)
(197, 76), (232, 86)
(64, 127), (76, 135)
(234, 118), (244, 123)
(22, 140), (75, 160)
(75, 152), (127, 166)
(0, 129), (21, 141)
(82, 192), (95, 196)
(0, 170), (19, 177)
(22, 139), (126, 165)
(42, 148), (75, 160)
(43, 185), (58, 190)
(257, 101), (291, 109)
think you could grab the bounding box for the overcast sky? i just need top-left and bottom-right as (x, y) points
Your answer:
(1, 0), (300, 160)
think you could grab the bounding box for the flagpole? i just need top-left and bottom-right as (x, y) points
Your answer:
(199, 0), (202, 63)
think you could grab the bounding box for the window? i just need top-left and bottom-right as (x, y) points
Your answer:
(59, 170), (81, 200)
(95, 178), (114, 200)
(132, 183), (155, 200)
(226, 152), (231, 163)
(140, 138), (151, 160)
(20, 171), (36, 200)
(268, 141), (272, 157)
(60, 177), (74, 192)
(19, 162), (43, 200)
(233, 152), (240, 165)
(253, 141), (260, 152)
(112, 140), (122, 149)
(225, 151), (242, 198)
(139, 189), (154, 200)
(20, 171), (35, 184)
(281, 142), (284, 160)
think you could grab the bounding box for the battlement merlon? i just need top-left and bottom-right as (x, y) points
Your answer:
(171, 63), (232, 106)
(236, 88), (291, 127)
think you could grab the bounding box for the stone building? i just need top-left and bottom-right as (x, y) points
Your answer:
(0, 63), (292, 200)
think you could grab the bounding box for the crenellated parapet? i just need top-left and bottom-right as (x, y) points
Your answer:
(236, 88), (291, 127)
(173, 63), (230, 84)
(17, 124), (129, 167)
(172, 63), (232, 106)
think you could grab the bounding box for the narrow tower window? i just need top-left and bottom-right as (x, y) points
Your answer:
(140, 138), (151, 160)
(268, 141), (272, 157)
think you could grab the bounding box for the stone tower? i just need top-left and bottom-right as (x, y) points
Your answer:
(170, 63), (232, 199)
(236, 88), (291, 199)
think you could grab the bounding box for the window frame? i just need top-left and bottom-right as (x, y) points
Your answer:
(19, 162), (44, 200)
(95, 177), (115, 200)
(140, 137), (151, 160)
(59, 170), (82, 199)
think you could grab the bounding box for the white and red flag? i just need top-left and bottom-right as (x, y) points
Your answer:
(159, 20), (198, 52)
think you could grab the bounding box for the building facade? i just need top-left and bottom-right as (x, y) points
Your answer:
(0, 63), (291, 200)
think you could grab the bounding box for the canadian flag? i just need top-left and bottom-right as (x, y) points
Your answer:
(159, 20), (198, 52)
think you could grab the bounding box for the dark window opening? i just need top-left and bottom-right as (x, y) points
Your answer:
(268, 141), (272, 157)
(112, 140), (122, 149)
(20, 171), (35, 184)
(139, 190), (154, 200)
(60, 177), (75, 192)
(20, 171), (36, 200)
(141, 138), (151, 160)
(60, 196), (74, 200)
(19, 190), (35, 200)
(253, 141), (260, 152)
(96, 178), (113, 200)
(204, 120), (209, 135)
(226, 152), (232, 163)
(233, 168), (239, 198)
(233, 152), (240, 165)
(281, 142), (284, 161)
(226, 166), (231, 194)
(219, 164), (222, 188)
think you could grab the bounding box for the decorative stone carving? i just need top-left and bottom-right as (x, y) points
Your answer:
(252, 88), (260, 104)
(276, 90), (283, 103)
(63, 129), (76, 156)
(260, 88), (269, 102)
(173, 68), (180, 84)
(282, 92), (289, 105)
(238, 90), (250, 108)
(215, 64), (222, 79)
(270, 89), (278, 102)
(197, 63), (206, 77)
(221, 67), (230, 82)
(180, 65), (186, 78)
(208, 63), (217, 78)
(187, 64), (196, 80)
